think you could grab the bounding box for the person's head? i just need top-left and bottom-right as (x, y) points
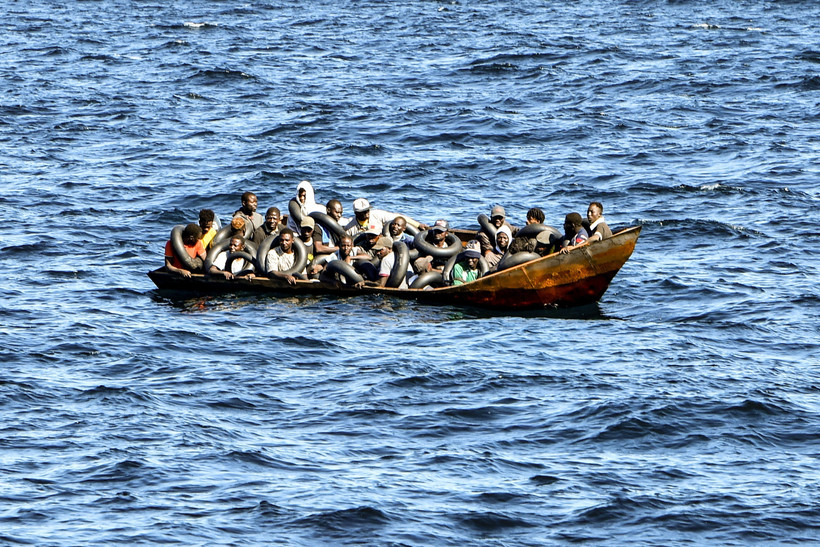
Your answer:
(353, 198), (371, 224)
(299, 216), (315, 240)
(389, 216), (407, 238)
(241, 192), (258, 213)
(564, 212), (584, 232)
(526, 207), (545, 224)
(587, 202), (603, 223)
(228, 236), (245, 252)
(338, 235), (354, 258)
(326, 199), (343, 221)
(265, 207), (281, 228)
(279, 228), (295, 253)
(490, 205), (506, 228)
(496, 225), (512, 251)
(198, 209), (215, 232)
(182, 223), (203, 245)
(371, 236), (393, 259)
(230, 216), (246, 235)
(431, 219), (449, 243)
(464, 240), (481, 269)
(298, 188), (306, 204)
(362, 228), (381, 249)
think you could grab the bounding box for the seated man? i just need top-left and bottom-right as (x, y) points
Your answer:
(477, 205), (518, 257)
(299, 216), (337, 277)
(199, 209), (217, 250)
(586, 201), (612, 243)
(369, 236), (414, 289)
(209, 236), (255, 280)
(558, 212), (589, 253)
(413, 219), (451, 273)
(326, 199), (349, 228)
(452, 240), (482, 285)
(315, 234), (371, 287)
(344, 198), (428, 236)
(229, 216), (247, 239)
(233, 191), (264, 240)
(388, 216), (415, 247)
(526, 207), (545, 225)
(252, 206), (284, 244)
(164, 223), (206, 278)
(265, 228), (304, 285)
(485, 225), (512, 270)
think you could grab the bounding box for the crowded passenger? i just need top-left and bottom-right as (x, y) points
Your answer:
(164, 223), (206, 278)
(485, 224), (512, 270)
(265, 228), (303, 285)
(287, 180), (325, 232)
(209, 236), (255, 280)
(388, 216), (415, 247)
(526, 207), (545, 225)
(477, 205), (517, 258)
(344, 198), (427, 236)
(452, 241), (482, 286)
(558, 212), (589, 253)
(413, 219), (452, 273)
(367, 236), (414, 289)
(253, 207), (284, 244)
(198, 209), (217, 250)
(233, 192), (264, 240)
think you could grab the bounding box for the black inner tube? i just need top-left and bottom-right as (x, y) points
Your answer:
(386, 240), (411, 288)
(170, 225), (203, 272)
(413, 230), (462, 259)
(319, 260), (364, 286)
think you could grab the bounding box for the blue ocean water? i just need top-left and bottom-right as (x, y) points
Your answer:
(1, 0), (819, 544)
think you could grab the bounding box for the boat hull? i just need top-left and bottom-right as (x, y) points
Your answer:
(148, 226), (641, 310)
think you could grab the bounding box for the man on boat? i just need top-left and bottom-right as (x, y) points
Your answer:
(452, 241), (482, 286)
(164, 223), (206, 278)
(198, 209), (217, 250)
(326, 199), (348, 226)
(477, 205), (518, 258)
(485, 224), (512, 271)
(388, 216), (415, 247)
(209, 236), (255, 280)
(558, 212), (589, 253)
(585, 201), (612, 243)
(367, 235), (414, 289)
(265, 228), (303, 285)
(299, 216), (337, 276)
(233, 191), (264, 240)
(413, 219), (451, 273)
(344, 198), (427, 236)
(252, 207), (284, 244)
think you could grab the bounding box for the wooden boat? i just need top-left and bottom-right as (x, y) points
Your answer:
(148, 226), (640, 310)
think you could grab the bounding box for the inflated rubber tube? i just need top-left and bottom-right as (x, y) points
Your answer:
(441, 252), (490, 284)
(413, 230), (462, 259)
(310, 211), (346, 243)
(319, 260), (364, 286)
(225, 250), (256, 277)
(205, 240), (258, 275)
(477, 214), (497, 248)
(170, 225), (203, 272)
(497, 251), (541, 272)
(386, 240), (410, 288)
(515, 223), (561, 240)
(353, 232), (371, 248)
(212, 221), (253, 246)
(409, 270), (445, 290)
(270, 237), (307, 277)
(255, 234), (278, 270)
(288, 198), (303, 227)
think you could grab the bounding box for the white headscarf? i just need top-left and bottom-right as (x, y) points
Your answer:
(495, 225), (512, 254)
(287, 180), (325, 232)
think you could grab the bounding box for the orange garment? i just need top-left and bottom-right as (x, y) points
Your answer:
(164, 240), (206, 270)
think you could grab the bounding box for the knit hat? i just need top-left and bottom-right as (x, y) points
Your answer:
(464, 239), (481, 258)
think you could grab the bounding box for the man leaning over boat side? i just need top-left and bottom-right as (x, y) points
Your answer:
(265, 228), (304, 285)
(344, 198), (428, 236)
(210, 236), (255, 280)
(233, 191), (265, 241)
(164, 223), (206, 279)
